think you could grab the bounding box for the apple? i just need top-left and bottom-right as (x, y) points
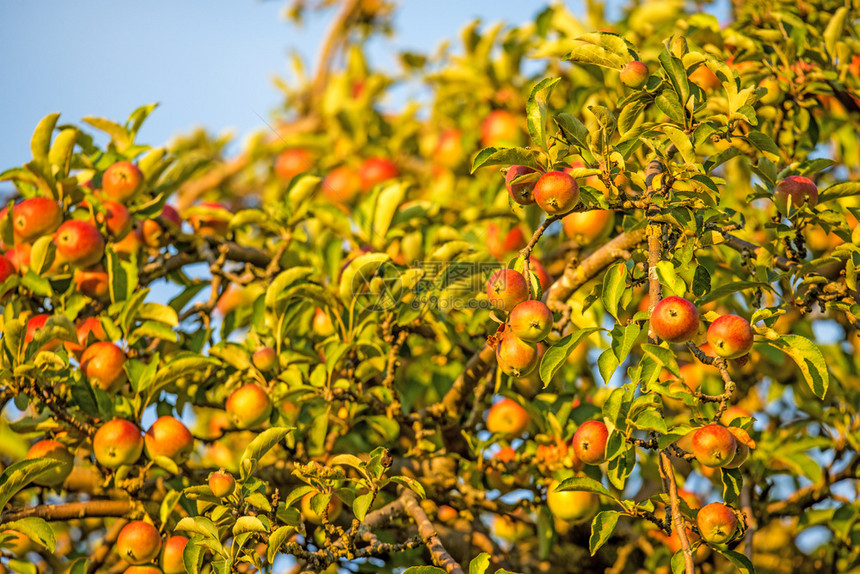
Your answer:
(651, 296), (700, 343)
(12, 197), (63, 242)
(359, 157), (399, 191)
(528, 257), (553, 291)
(436, 505), (458, 523)
(486, 268), (528, 313)
(434, 129), (464, 168)
(572, 420), (609, 465)
(774, 175), (818, 216)
(226, 384), (272, 429)
(758, 78), (781, 105)
(691, 424), (737, 468)
(124, 565), (163, 574)
(696, 502), (738, 545)
(620, 60), (649, 88)
(486, 223), (526, 260)
(113, 224), (143, 256)
(485, 397), (530, 437)
(312, 308), (335, 337)
(208, 469), (236, 498)
(25, 439), (74, 487)
(80, 342), (127, 392)
(485, 446), (528, 491)
(93, 419), (143, 468)
(322, 165), (362, 203)
(1, 529), (34, 556)
(689, 64), (721, 91)
(723, 426), (754, 469)
(144, 416), (194, 462)
(92, 200), (132, 239)
(492, 510), (533, 542)
(103, 161), (145, 202)
(495, 332), (539, 378)
(706, 315), (754, 359)
(0, 254), (15, 283)
(505, 165), (538, 205)
(300, 492), (343, 524)
(546, 479), (599, 523)
(5, 243), (31, 272)
(65, 317), (107, 357)
(73, 265), (110, 301)
(481, 110), (521, 147)
(55, 220), (105, 267)
(533, 171), (580, 215)
(188, 202), (231, 236)
(275, 148), (313, 181)
(25, 314), (61, 351)
(140, 205), (181, 248)
(117, 520), (162, 565)
(562, 209), (613, 245)
(161, 535), (189, 574)
(253, 346), (277, 371)
(216, 285), (254, 316)
(509, 300), (553, 343)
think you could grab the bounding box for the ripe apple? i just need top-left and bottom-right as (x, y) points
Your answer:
(161, 535), (189, 574)
(300, 492), (343, 525)
(93, 419), (143, 469)
(5, 243), (31, 273)
(572, 420), (609, 465)
(226, 384), (272, 429)
(486, 268), (528, 313)
(0, 254), (15, 283)
(275, 148), (313, 181)
(124, 565), (163, 574)
(208, 469), (236, 498)
(533, 171), (580, 215)
(706, 315), (754, 359)
(359, 157), (399, 191)
(322, 165), (362, 203)
(188, 202), (230, 236)
(562, 209), (613, 245)
(253, 346), (277, 371)
(495, 332), (539, 378)
(651, 296), (700, 343)
(486, 223), (526, 260)
(140, 205), (181, 248)
(696, 502), (738, 545)
(93, 200), (132, 239)
(80, 342), (127, 392)
(546, 479), (599, 523)
(481, 110), (521, 147)
(509, 300), (553, 343)
(55, 220), (105, 268)
(434, 129), (464, 168)
(65, 317), (107, 357)
(436, 505), (458, 523)
(12, 197), (63, 242)
(691, 424), (737, 468)
(620, 60), (649, 88)
(144, 416), (194, 462)
(528, 257), (553, 291)
(74, 265), (110, 301)
(117, 520), (162, 565)
(774, 175), (818, 216)
(485, 397), (530, 437)
(103, 161), (145, 202)
(689, 64), (721, 91)
(113, 224), (143, 256)
(25, 314), (61, 351)
(505, 165), (538, 205)
(25, 439), (74, 487)
(216, 285), (253, 316)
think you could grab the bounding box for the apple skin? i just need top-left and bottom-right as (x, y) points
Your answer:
(117, 520), (162, 565)
(80, 342), (127, 392)
(758, 78), (781, 105)
(509, 300), (553, 343)
(485, 397), (530, 437)
(696, 502), (738, 545)
(689, 64), (721, 91)
(226, 384), (272, 429)
(188, 202), (230, 236)
(0, 254), (15, 283)
(12, 197), (63, 242)
(486, 269), (529, 313)
(55, 220), (105, 268)
(144, 416), (194, 462)
(774, 175), (818, 216)
(113, 224), (143, 256)
(546, 479), (599, 524)
(140, 205), (181, 248)
(300, 492), (343, 525)
(691, 424), (737, 468)
(481, 110), (521, 147)
(706, 315), (754, 359)
(74, 265), (110, 301)
(93, 200), (132, 240)
(651, 296), (700, 343)
(103, 161), (145, 202)
(322, 165), (362, 203)
(533, 171), (580, 215)
(208, 469), (236, 498)
(161, 535), (189, 574)
(359, 157), (399, 192)
(572, 420), (609, 465)
(505, 165), (538, 205)
(275, 148), (313, 181)
(25, 439), (74, 487)
(620, 60), (649, 88)
(92, 419), (144, 469)
(25, 314), (61, 352)
(495, 332), (539, 378)
(528, 257), (553, 291)
(124, 565), (163, 574)
(562, 209), (613, 245)
(65, 317), (107, 357)
(253, 346), (277, 371)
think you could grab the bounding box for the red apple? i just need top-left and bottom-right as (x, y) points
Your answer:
(691, 424), (737, 468)
(25, 314), (61, 351)
(572, 420), (609, 465)
(481, 110), (521, 147)
(140, 205), (181, 248)
(505, 165), (538, 205)
(65, 317), (107, 357)
(5, 243), (31, 272)
(161, 535), (189, 574)
(620, 60), (649, 88)
(275, 148), (313, 181)
(80, 342), (127, 392)
(208, 469), (236, 498)
(55, 220), (105, 268)
(93, 419), (143, 469)
(25, 439), (74, 487)
(93, 200), (132, 239)
(300, 492), (343, 525)
(509, 300), (553, 343)
(529, 257), (553, 291)
(0, 255), (15, 284)
(533, 171), (580, 215)
(486, 268), (529, 313)
(144, 416), (194, 462)
(485, 397), (530, 437)
(116, 520), (162, 565)
(562, 210), (613, 245)
(359, 157), (399, 192)
(774, 175), (818, 216)
(496, 332), (539, 378)
(188, 202), (230, 236)
(434, 129), (464, 168)
(322, 165), (362, 203)
(486, 224), (526, 260)
(12, 197), (63, 242)
(103, 161), (145, 202)
(689, 64), (721, 91)
(706, 315), (754, 359)
(651, 296), (700, 343)
(226, 384), (272, 429)
(74, 265), (110, 301)
(696, 502), (738, 545)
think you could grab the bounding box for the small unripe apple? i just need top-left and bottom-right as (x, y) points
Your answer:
(691, 424), (737, 468)
(208, 469), (236, 498)
(12, 197), (63, 242)
(55, 220), (105, 268)
(546, 479), (599, 523)
(706, 315), (754, 359)
(226, 384), (272, 429)
(651, 296), (700, 343)
(572, 420), (609, 465)
(359, 157), (399, 191)
(80, 342), (127, 392)
(93, 419), (143, 469)
(620, 60), (648, 88)
(117, 520), (162, 565)
(322, 165), (362, 203)
(275, 148), (313, 181)
(505, 165), (538, 205)
(562, 209), (613, 245)
(300, 492), (343, 525)
(485, 397), (530, 437)
(774, 175), (818, 216)
(509, 300), (553, 343)
(253, 346), (277, 371)
(696, 502), (738, 545)
(144, 416), (194, 462)
(161, 535), (189, 574)
(188, 202), (230, 236)
(481, 110), (521, 147)
(25, 439), (74, 487)
(74, 265), (110, 301)
(533, 171), (580, 215)
(103, 161), (145, 202)
(758, 78), (781, 105)
(113, 225), (143, 256)
(486, 268), (528, 313)
(495, 332), (539, 378)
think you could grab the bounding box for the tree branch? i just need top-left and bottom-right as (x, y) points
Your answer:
(1, 500), (145, 523)
(402, 490), (465, 574)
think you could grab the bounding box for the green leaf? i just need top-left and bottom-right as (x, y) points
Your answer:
(663, 126), (695, 164)
(819, 181), (860, 203)
(744, 131), (780, 161)
(240, 427), (293, 470)
(589, 511), (619, 555)
(267, 525), (297, 564)
(641, 344), (680, 377)
(352, 492), (374, 522)
(762, 335), (829, 399)
(82, 116), (131, 152)
(183, 537), (206, 574)
(555, 113), (590, 152)
(660, 50), (690, 108)
(721, 467), (742, 505)
(540, 327), (601, 385)
(372, 182), (407, 242)
(232, 516), (267, 535)
(671, 549), (686, 574)
(602, 261), (626, 321)
(720, 549), (756, 574)
(389, 475), (426, 499)
(138, 303), (179, 327)
(339, 253), (389, 304)
(630, 409), (668, 433)
(656, 90), (684, 124)
(469, 552), (491, 574)
(471, 146), (542, 173)
(565, 32), (629, 69)
(48, 128), (78, 176)
(174, 516), (221, 541)
(0, 459), (67, 510)
(695, 280), (769, 306)
(159, 489), (183, 526)
(31, 113), (60, 168)
(554, 475), (611, 498)
(655, 261), (686, 297)
(526, 77), (561, 150)
(265, 267), (313, 310)
(1, 518), (56, 552)
(824, 7), (849, 59)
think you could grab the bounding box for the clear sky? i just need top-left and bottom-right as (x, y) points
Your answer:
(0, 0), (598, 174)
